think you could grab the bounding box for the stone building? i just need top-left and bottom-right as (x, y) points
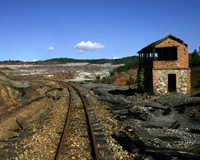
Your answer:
(137, 34), (191, 95)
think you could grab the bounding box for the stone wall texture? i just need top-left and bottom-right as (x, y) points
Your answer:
(153, 69), (191, 95)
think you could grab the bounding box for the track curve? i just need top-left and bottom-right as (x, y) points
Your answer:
(54, 83), (99, 160)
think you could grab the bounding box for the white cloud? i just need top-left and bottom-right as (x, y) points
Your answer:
(48, 46), (54, 51)
(114, 57), (119, 59)
(75, 50), (84, 54)
(33, 60), (38, 62)
(74, 41), (105, 53)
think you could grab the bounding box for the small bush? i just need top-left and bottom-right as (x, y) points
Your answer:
(107, 78), (112, 84)
(137, 69), (145, 91)
(109, 70), (116, 76)
(115, 61), (138, 73)
(126, 76), (134, 86)
(96, 76), (100, 80)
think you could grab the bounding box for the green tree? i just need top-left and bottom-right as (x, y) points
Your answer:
(191, 49), (200, 67)
(198, 46), (200, 55)
(137, 69), (145, 91)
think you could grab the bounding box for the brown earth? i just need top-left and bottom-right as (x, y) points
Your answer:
(0, 72), (138, 159)
(0, 72), (63, 142)
(102, 69), (137, 86)
(10, 72), (77, 81)
(0, 76), (67, 159)
(0, 84), (21, 111)
(0, 68), (200, 159)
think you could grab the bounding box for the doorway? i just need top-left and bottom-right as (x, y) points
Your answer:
(168, 74), (176, 92)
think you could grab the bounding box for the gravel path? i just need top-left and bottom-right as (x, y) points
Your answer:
(7, 82), (138, 159)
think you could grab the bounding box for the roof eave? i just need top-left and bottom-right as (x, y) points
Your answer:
(137, 34), (188, 53)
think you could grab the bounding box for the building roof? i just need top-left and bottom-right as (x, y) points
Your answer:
(138, 34), (188, 53)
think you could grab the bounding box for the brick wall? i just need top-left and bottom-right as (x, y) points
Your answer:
(153, 37), (189, 69)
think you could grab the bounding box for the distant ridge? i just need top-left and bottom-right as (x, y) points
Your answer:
(0, 55), (138, 65)
(45, 56), (138, 65)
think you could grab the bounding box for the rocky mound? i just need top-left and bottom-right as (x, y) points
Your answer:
(0, 73), (64, 142)
(101, 69), (137, 86)
(0, 72), (29, 87)
(81, 82), (200, 159)
(0, 72), (30, 111)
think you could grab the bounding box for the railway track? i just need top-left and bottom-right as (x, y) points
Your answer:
(54, 83), (103, 160)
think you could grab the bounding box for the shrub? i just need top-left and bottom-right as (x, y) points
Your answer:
(137, 69), (145, 91)
(96, 76), (100, 80)
(115, 61), (138, 73)
(126, 76), (134, 86)
(107, 78), (112, 84)
(109, 70), (116, 76)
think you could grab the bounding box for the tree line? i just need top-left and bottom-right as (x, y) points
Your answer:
(190, 48), (200, 67)
(45, 56), (138, 65)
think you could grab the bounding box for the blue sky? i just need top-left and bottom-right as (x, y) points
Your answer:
(0, 0), (200, 61)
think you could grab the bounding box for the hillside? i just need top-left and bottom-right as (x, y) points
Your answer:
(0, 72), (29, 87)
(96, 60), (138, 86)
(0, 56), (138, 66)
(45, 56), (138, 65)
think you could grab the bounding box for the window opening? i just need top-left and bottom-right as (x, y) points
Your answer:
(156, 47), (177, 61)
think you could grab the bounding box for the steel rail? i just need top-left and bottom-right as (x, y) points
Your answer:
(70, 84), (99, 160)
(54, 83), (99, 160)
(54, 85), (72, 160)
